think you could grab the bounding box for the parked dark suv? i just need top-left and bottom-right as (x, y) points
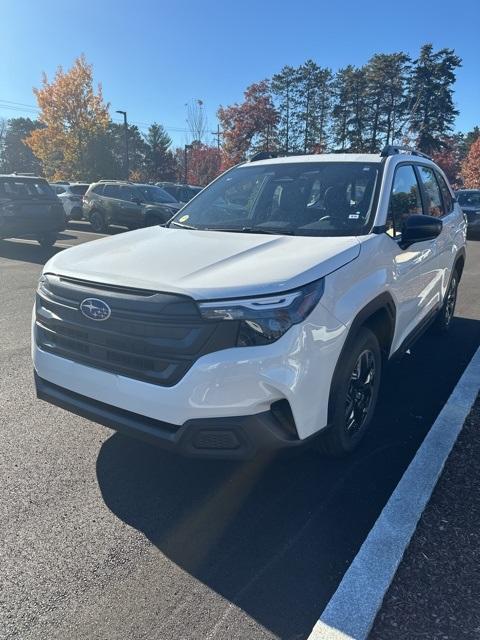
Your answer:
(456, 189), (480, 233)
(0, 175), (66, 247)
(156, 182), (202, 204)
(82, 181), (182, 232)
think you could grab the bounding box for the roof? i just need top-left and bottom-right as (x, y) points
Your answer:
(243, 153), (383, 167)
(0, 174), (46, 180)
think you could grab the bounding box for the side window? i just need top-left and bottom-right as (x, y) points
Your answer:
(103, 184), (120, 199)
(387, 165), (423, 237)
(435, 172), (454, 214)
(54, 186), (66, 194)
(418, 166), (444, 218)
(120, 186), (138, 202)
(91, 184), (104, 195)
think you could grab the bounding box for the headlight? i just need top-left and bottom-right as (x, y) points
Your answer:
(198, 279), (324, 346)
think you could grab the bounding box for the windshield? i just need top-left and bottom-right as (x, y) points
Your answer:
(137, 185), (178, 204)
(169, 162), (380, 236)
(0, 178), (56, 200)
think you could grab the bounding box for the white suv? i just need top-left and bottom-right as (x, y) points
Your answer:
(33, 147), (466, 458)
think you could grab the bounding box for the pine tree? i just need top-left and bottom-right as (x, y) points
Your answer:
(407, 44), (462, 154)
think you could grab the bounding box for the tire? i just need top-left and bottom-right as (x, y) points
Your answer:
(432, 268), (459, 334)
(37, 233), (57, 248)
(89, 210), (108, 233)
(317, 327), (382, 456)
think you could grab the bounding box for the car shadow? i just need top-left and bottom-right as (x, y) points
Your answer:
(0, 239), (65, 265)
(96, 315), (480, 638)
(67, 221), (126, 235)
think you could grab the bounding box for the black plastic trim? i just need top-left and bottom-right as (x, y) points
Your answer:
(34, 373), (319, 460)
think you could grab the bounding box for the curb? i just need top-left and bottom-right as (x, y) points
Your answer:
(307, 345), (480, 640)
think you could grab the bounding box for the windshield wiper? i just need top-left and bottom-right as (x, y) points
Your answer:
(169, 220), (198, 229)
(203, 226), (296, 236)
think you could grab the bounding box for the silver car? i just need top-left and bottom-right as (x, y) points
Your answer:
(51, 183), (90, 221)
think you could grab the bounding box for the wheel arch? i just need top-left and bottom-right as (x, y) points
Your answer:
(327, 292), (396, 425)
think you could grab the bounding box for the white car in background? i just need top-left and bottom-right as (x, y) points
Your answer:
(51, 183), (90, 221)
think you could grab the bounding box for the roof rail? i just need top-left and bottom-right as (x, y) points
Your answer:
(249, 151), (279, 162)
(380, 145), (432, 160)
(97, 179), (133, 183)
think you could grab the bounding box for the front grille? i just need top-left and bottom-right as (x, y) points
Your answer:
(36, 275), (238, 386)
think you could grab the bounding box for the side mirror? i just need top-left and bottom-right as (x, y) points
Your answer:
(400, 214), (442, 249)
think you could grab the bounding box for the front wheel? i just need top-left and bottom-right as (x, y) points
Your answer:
(37, 233), (57, 248)
(317, 327), (382, 456)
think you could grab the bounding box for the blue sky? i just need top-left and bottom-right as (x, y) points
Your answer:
(1, 0), (479, 147)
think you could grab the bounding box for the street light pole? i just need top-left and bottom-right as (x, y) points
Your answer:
(184, 144), (193, 184)
(116, 110), (129, 179)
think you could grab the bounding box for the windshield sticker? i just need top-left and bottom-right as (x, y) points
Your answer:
(179, 214), (189, 223)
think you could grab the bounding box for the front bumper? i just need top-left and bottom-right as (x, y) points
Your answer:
(35, 373), (317, 459)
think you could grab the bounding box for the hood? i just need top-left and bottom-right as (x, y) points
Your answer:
(44, 227), (360, 300)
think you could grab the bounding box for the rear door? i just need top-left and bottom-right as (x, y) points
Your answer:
(417, 165), (460, 300)
(102, 184), (123, 224)
(119, 186), (142, 226)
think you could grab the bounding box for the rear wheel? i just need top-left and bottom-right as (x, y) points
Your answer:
(317, 327), (382, 456)
(89, 210), (108, 233)
(432, 269), (459, 333)
(37, 233), (57, 248)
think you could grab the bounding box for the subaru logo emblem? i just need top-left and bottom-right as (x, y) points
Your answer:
(80, 298), (111, 321)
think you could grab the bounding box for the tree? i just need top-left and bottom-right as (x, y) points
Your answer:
(143, 123), (176, 181)
(407, 44), (462, 154)
(461, 138), (480, 188)
(26, 54), (110, 180)
(218, 81), (278, 165)
(431, 137), (462, 186)
(186, 99), (208, 143)
(0, 118), (44, 174)
(271, 65), (300, 153)
(180, 143), (221, 186)
(295, 60), (333, 153)
(365, 53), (410, 150)
(331, 66), (369, 151)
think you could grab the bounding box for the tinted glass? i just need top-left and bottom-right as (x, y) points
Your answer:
(458, 191), (480, 207)
(418, 166), (444, 217)
(387, 165), (423, 236)
(435, 173), (453, 213)
(137, 185), (177, 204)
(91, 184), (104, 195)
(103, 184), (121, 198)
(120, 185), (138, 201)
(54, 185), (66, 194)
(0, 178), (56, 199)
(170, 162), (380, 236)
(69, 184), (89, 196)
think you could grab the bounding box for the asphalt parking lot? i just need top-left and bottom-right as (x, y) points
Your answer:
(1, 223), (479, 640)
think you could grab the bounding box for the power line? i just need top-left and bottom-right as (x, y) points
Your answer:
(0, 98), (191, 134)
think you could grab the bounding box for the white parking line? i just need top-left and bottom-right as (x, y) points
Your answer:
(307, 345), (480, 640)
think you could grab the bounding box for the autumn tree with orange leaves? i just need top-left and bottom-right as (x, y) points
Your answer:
(26, 55), (109, 180)
(461, 138), (480, 188)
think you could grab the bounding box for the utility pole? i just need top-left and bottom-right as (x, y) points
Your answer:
(211, 124), (223, 150)
(184, 144), (193, 184)
(116, 110), (129, 179)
